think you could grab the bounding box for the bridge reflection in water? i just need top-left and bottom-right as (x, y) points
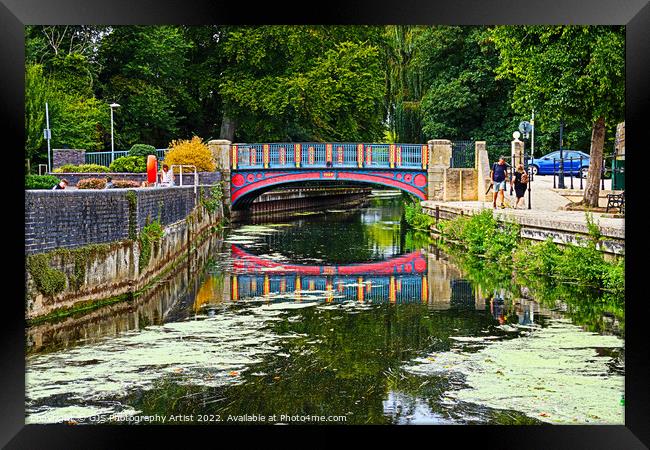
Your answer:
(194, 245), (488, 310)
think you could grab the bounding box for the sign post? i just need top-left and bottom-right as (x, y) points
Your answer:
(44, 102), (51, 173)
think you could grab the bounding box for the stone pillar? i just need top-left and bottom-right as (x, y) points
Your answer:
(207, 139), (232, 217)
(615, 121), (625, 156)
(52, 149), (86, 169)
(427, 139), (452, 201)
(475, 141), (491, 202)
(511, 138), (524, 171)
(208, 139), (232, 172)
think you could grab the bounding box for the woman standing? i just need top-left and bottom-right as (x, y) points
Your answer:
(512, 164), (528, 209)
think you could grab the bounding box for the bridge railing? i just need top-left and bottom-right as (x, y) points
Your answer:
(232, 142), (428, 170)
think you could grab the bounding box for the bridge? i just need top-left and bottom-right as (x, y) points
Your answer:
(206, 140), (459, 209)
(229, 142), (428, 207)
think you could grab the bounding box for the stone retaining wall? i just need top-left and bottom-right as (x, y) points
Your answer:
(53, 149), (85, 169)
(25, 186), (220, 254)
(25, 200), (221, 320)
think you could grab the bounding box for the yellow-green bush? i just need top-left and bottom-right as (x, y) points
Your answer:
(163, 136), (216, 172)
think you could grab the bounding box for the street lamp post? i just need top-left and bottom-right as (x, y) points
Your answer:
(109, 102), (120, 163)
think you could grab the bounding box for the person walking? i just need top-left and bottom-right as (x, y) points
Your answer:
(104, 176), (114, 189)
(489, 156), (510, 209)
(512, 164), (528, 209)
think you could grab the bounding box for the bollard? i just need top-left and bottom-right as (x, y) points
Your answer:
(601, 161), (605, 190)
(580, 156), (583, 189)
(570, 158), (574, 189)
(528, 166), (532, 209)
(435, 205), (439, 227)
(553, 160), (557, 189)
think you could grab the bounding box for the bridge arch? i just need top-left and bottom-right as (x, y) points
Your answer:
(230, 169), (427, 208)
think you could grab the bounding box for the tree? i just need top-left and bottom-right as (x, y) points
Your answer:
(383, 26), (425, 143)
(218, 26), (386, 142)
(415, 26), (517, 143)
(25, 64), (47, 165)
(490, 26), (624, 206)
(98, 26), (193, 147)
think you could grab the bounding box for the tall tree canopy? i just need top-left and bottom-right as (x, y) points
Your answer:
(24, 24), (624, 183)
(218, 26), (386, 142)
(490, 25), (625, 206)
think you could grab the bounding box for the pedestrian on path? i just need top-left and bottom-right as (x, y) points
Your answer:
(512, 164), (528, 209)
(489, 156), (510, 209)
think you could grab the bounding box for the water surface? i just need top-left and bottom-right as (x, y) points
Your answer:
(26, 192), (624, 425)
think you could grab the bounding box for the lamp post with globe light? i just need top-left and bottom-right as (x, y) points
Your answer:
(110, 102), (120, 163)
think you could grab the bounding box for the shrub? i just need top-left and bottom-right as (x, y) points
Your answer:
(138, 220), (164, 271)
(26, 174), (60, 190)
(26, 254), (67, 296)
(438, 209), (519, 265)
(163, 136), (216, 172)
(112, 179), (141, 188)
(201, 183), (225, 214)
(109, 155), (147, 173)
(53, 164), (110, 173)
(129, 144), (157, 157)
(404, 200), (435, 231)
(77, 177), (107, 189)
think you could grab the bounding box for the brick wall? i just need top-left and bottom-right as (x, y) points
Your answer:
(25, 186), (217, 255)
(47, 171), (221, 187)
(53, 149), (86, 169)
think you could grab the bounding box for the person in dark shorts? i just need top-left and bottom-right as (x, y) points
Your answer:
(512, 164), (528, 208)
(489, 156), (510, 209)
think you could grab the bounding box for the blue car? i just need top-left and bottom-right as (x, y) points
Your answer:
(527, 150), (590, 177)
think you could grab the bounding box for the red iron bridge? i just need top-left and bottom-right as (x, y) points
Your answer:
(229, 142), (430, 207)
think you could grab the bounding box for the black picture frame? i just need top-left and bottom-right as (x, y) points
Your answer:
(1, 0), (648, 447)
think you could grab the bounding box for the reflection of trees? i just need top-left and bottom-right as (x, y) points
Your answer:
(437, 242), (624, 335)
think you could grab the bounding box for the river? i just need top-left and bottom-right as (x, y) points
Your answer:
(25, 191), (624, 425)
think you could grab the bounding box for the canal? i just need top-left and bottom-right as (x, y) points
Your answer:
(25, 191), (624, 425)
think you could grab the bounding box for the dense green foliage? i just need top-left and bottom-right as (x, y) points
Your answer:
(128, 144), (157, 157)
(53, 163), (110, 173)
(200, 183), (224, 215)
(219, 26), (386, 142)
(403, 199), (435, 231)
(439, 210), (520, 265)
(435, 210), (624, 295)
(25, 174), (60, 189)
(25, 25), (624, 175)
(26, 254), (67, 296)
(490, 26), (624, 152)
(139, 220), (164, 271)
(109, 155), (147, 173)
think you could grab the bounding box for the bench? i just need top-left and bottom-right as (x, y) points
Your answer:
(606, 191), (624, 214)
